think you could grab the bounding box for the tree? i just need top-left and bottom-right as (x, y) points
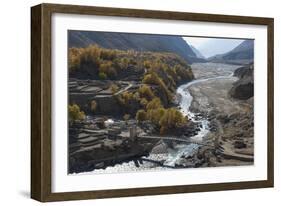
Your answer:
(138, 85), (154, 101)
(159, 108), (186, 135)
(140, 98), (148, 107)
(98, 72), (107, 80)
(110, 84), (119, 94)
(69, 47), (81, 72)
(146, 97), (163, 110)
(91, 100), (97, 112)
(142, 72), (160, 85)
(136, 110), (147, 122)
(68, 104), (85, 121)
(99, 61), (117, 79)
(123, 114), (130, 125)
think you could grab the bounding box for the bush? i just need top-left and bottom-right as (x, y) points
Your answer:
(68, 104), (85, 121)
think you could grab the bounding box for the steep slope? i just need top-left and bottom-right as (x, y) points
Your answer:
(68, 30), (205, 64)
(229, 63), (254, 100)
(208, 40), (254, 65)
(190, 45), (205, 59)
(198, 39), (243, 58)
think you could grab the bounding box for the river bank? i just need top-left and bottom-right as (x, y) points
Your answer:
(69, 62), (254, 174)
(187, 63), (254, 167)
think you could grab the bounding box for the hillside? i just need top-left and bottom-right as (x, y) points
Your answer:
(190, 45), (205, 59)
(69, 45), (194, 114)
(208, 40), (254, 65)
(229, 63), (254, 100)
(68, 31), (206, 64)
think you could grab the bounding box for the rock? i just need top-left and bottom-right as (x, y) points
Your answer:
(229, 63), (254, 100)
(95, 162), (105, 169)
(234, 140), (247, 149)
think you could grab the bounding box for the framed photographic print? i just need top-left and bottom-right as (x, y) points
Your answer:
(31, 3), (274, 202)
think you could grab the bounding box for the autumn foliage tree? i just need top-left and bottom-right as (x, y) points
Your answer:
(68, 104), (85, 122)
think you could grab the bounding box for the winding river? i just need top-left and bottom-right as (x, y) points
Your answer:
(79, 64), (237, 174)
(163, 72), (234, 166)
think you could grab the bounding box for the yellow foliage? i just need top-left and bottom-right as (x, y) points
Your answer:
(99, 61), (117, 78)
(138, 85), (155, 101)
(68, 104), (85, 121)
(136, 110), (147, 122)
(110, 84), (119, 94)
(159, 108), (186, 134)
(140, 98), (148, 107)
(146, 97), (163, 110)
(69, 48), (82, 72)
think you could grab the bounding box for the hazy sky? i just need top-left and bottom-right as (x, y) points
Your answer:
(183, 37), (243, 58)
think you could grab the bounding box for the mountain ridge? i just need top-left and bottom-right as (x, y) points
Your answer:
(208, 40), (254, 65)
(68, 31), (206, 64)
(190, 45), (205, 59)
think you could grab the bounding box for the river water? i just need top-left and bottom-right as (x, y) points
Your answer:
(77, 63), (237, 174)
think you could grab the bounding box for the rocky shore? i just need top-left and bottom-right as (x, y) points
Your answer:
(182, 63), (254, 168)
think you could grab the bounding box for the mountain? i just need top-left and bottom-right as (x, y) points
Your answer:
(68, 31), (206, 64)
(208, 40), (254, 65)
(190, 45), (205, 59)
(229, 63), (254, 100)
(197, 39), (243, 58)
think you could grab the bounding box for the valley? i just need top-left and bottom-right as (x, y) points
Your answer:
(69, 61), (254, 174)
(67, 32), (254, 174)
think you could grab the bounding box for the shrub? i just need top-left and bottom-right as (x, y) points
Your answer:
(68, 104), (85, 121)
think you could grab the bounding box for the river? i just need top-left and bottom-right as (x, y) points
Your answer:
(76, 63), (238, 175)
